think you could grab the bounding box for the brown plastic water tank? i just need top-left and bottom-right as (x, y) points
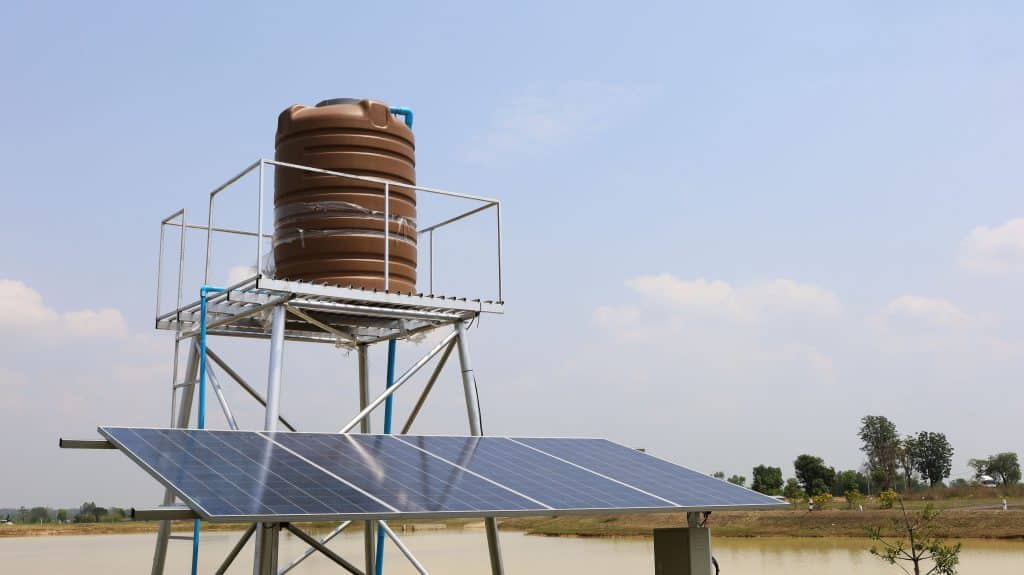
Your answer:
(273, 98), (416, 292)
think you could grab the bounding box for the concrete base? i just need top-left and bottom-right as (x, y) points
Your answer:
(653, 527), (712, 575)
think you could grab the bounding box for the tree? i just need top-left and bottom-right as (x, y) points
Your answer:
(868, 499), (961, 574)
(969, 453), (1021, 486)
(899, 435), (920, 490)
(907, 432), (954, 487)
(27, 507), (50, 523)
(783, 478), (803, 501)
(846, 489), (865, 510)
(859, 415), (901, 491)
(794, 454), (836, 496)
(712, 471), (725, 480)
(751, 465), (784, 495)
(727, 475), (746, 487)
(56, 509), (68, 523)
(74, 501), (106, 523)
(833, 470), (862, 497)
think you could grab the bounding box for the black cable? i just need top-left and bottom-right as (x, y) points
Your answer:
(472, 372), (485, 435)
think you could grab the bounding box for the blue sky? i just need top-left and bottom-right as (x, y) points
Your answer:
(1, 1), (1023, 508)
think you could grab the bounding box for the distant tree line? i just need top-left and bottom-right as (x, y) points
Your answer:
(711, 414), (1021, 502)
(2, 502), (127, 524)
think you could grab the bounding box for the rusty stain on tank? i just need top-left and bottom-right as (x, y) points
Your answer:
(273, 98), (417, 292)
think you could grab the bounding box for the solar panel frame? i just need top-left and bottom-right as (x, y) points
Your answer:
(101, 427), (787, 522)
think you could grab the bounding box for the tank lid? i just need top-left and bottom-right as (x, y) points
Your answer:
(315, 98), (362, 107)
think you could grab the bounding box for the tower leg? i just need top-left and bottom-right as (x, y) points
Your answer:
(254, 523), (280, 575)
(254, 306), (287, 575)
(357, 343), (377, 575)
(151, 343), (200, 575)
(454, 319), (505, 575)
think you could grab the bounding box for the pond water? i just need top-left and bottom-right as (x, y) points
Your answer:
(0, 528), (1021, 573)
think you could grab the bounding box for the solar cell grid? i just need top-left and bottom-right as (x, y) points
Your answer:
(101, 428), (392, 519)
(400, 436), (673, 510)
(267, 432), (545, 514)
(516, 437), (777, 508)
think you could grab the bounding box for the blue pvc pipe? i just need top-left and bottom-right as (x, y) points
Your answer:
(192, 285), (225, 575)
(374, 339), (398, 575)
(389, 107), (414, 128)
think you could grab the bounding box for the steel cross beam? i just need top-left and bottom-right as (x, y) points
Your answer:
(379, 521), (430, 575)
(282, 523), (365, 575)
(205, 346), (298, 431)
(400, 338), (456, 434)
(215, 524), (257, 575)
(278, 521), (353, 574)
(338, 331), (459, 434)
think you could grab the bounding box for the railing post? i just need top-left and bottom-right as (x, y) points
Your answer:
(384, 181), (390, 291)
(257, 159), (265, 279)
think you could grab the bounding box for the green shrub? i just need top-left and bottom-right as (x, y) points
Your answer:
(879, 489), (899, 509)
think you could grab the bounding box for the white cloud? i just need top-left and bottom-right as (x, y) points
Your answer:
(623, 274), (841, 322)
(0, 279), (126, 338)
(591, 274), (841, 378)
(960, 218), (1024, 273)
(0, 366), (29, 410)
(0, 279), (59, 325)
(64, 308), (127, 337)
(227, 265), (257, 285)
(461, 82), (652, 164)
(884, 296), (969, 328)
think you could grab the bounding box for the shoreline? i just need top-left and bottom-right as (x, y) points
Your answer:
(3, 509), (1023, 541)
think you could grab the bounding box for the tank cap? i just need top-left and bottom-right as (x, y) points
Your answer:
(315, 98), (362, 107)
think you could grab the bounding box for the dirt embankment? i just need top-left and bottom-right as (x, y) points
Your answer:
(502, 509), (1024, 540)
(4, 508), (1023, 540)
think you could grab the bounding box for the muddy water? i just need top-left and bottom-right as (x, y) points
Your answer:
(0, 528), (1021, 573)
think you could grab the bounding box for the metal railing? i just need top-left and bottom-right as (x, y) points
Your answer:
(155, 158), (503, 321)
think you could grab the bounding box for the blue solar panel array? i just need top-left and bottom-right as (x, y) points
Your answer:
(100, 427), (785, 522)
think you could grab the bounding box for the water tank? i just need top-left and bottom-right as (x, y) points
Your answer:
(273, 98), (417, 292)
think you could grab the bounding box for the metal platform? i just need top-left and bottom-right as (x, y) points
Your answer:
(157, 275), (503, 345)
(154, 158), (505, 347)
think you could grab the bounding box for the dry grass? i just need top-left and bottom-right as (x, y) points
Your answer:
(4, 497), (1022, 540)
(502, 507), (1024, 540)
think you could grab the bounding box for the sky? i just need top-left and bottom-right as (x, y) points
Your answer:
(1, 1), (1023, 508)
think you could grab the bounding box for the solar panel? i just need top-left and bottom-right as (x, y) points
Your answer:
(101, 428), (392, 520)
(100, 427), (785, 522)
(267, 433), (546, 514)
(515, 438), (778, 508)
(400, 436), (673, 510)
